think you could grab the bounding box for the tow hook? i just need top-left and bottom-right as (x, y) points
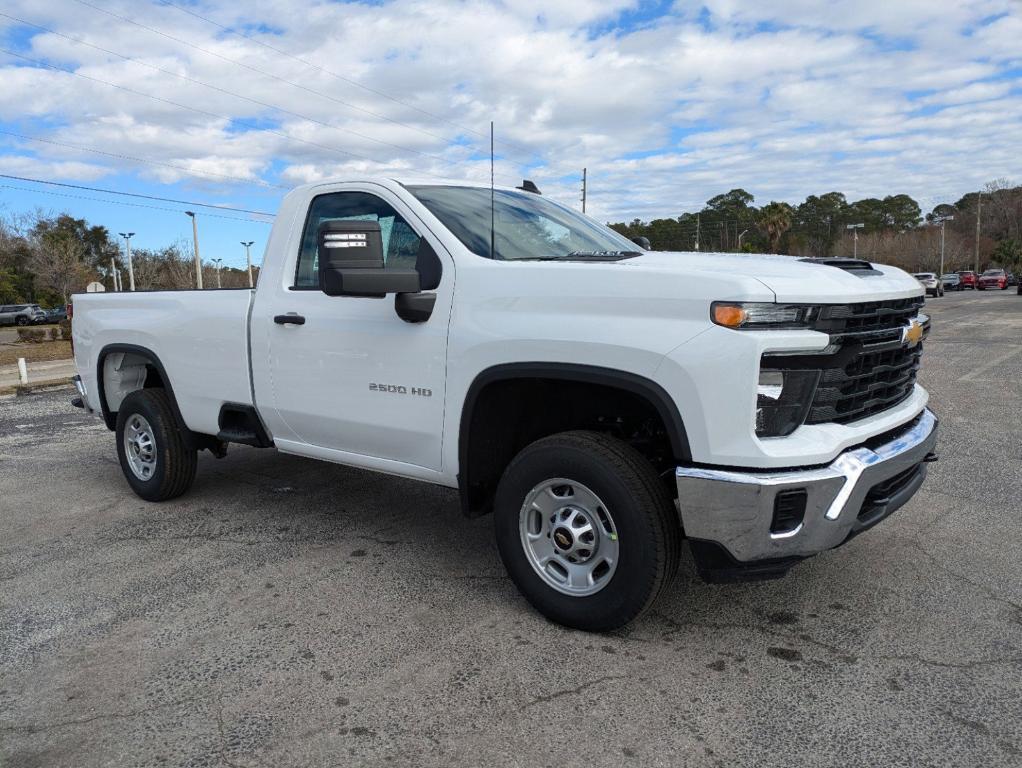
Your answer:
(923, 452), (939, 463)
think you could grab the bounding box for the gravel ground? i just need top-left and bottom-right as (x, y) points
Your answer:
(1, 290), (1020, 768)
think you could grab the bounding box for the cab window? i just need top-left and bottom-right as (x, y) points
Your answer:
(294, 192), (422, 288)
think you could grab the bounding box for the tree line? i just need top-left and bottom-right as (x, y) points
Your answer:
(0, 211), (255, 306)
(4, 179), (1021, 306)
(609, 180), (1022, 274)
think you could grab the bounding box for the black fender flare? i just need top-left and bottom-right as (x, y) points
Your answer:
(457, 362), (692, 512)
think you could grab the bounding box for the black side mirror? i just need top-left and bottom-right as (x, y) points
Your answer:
(318, 220), (420, 297)
(631, 236), (651, 250)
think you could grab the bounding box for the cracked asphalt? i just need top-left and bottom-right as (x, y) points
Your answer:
(2, 290), (1021, 767)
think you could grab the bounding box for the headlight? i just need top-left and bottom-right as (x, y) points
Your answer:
(712, 302), (822, 330)
(756, 368), (820, 437)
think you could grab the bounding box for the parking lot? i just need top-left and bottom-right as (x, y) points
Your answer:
(1, 289), (1020, 767)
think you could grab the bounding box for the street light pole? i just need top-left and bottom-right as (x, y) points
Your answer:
(241, 241), (255, 288)
(118, 232), (135, 291)
(214, 258), (223, 289)
(737, 229), (748, 252)
(846, 223), (865, 258)
(935, 215), (954, 278)
(185, 211), (202, 289)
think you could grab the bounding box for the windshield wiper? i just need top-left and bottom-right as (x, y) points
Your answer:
(510, 250), (641, 262)
(559, 250), (641, 260)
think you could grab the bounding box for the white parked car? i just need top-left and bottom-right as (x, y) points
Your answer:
(70, 177), (938, 630)
(913, 273), (943, 297)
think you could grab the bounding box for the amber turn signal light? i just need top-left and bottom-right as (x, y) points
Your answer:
(712, 304), (747, 328)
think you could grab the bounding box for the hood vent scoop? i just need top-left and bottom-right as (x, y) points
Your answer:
(800, 257), (883, 276)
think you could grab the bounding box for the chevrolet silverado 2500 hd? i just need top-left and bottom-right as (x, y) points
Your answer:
(71, 178), (938, 631)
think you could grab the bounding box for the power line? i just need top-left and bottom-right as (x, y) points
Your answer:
(0, 173), (276, 216)
(0, 182), (273, 223)
(0, 48), (458, 184)
(0, 126), (288, 190)
(156, 0), (539, 161)
(62, 2), (485, 169)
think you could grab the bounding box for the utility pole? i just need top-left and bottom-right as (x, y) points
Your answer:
(110, 257), (119, 291)
(695, 215), (701, 251)
(241, 241), (255, 287)
(846, 223), (865, 258)
(185, 211), (203, 289)
(118, 232), (135, 291)
(974, 193), (982, 272)
(214, 258), (223, 289)
(580, 168), (587, 213)
(934, 215), (954, 278)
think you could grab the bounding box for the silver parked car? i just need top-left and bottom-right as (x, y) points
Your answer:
(941, 273), (961, 291)
(0, 303), (48, 326)
(913, 272), (943, 297)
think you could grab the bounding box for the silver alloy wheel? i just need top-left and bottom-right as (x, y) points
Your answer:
(124, 413), (157, 481)
(519, 478), (620, 597)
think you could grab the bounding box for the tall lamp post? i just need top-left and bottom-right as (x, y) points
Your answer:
(241, 241), (255, 287)
(185, 211), (202, 289)
(214, 258), (223, 289)
(118, 232), (135, 291)
(737, 229), (748, 252)
(846, 223), (865, 258)
(934, 214), (954, 279)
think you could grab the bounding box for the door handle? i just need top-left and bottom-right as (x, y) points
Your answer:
(274, 313), (306, 325)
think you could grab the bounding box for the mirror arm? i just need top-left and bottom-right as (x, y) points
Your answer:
(395, 292), (436, 323)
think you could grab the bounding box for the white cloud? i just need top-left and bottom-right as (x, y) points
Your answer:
(0, 0), (1018, 222)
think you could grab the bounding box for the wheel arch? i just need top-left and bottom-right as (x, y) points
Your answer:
(96, 343), (187, 434)
(457, 363), (691, 518)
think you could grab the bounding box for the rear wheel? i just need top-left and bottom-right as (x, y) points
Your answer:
(116, 389), (197, 501)
(494, 431), (680, 631)
(15, 316), (28, 326)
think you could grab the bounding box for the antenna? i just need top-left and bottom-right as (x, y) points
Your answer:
(490, 120), (495, 260)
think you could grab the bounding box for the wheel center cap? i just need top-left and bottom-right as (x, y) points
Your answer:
(552, 527), (573, 550)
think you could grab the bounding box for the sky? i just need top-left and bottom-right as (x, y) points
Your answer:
(0, 0), (1020, 269)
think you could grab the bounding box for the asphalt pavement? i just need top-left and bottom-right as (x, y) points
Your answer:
(1, 289), (1021, 767)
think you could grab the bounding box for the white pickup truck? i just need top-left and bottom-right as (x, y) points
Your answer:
(71, 177), (938, 630)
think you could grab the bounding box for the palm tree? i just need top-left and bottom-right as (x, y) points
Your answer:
(757, 202), (794, 253)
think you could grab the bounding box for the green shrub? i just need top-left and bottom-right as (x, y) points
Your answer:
(58, 319), (72, 340)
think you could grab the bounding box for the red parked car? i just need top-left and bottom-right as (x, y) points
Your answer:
(977, 269), (1008, 290)
(957, 270), (978, 289)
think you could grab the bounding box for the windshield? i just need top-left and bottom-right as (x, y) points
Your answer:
(982, 270), (1004, 276)
(407, 185), (641, 261)
(914, 274), (935, 279)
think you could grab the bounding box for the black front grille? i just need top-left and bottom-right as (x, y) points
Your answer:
(810, 296), (924, 343)
(806, 343), (923, 425)
(763, 297), (927, 427)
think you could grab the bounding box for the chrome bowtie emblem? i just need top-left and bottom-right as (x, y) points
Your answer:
(902, 319), (924, 348)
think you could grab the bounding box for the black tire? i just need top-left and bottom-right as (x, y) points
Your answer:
(15, 316), (28, 326)
(115, 389), (197, 502)
(494, 431), (681, 632)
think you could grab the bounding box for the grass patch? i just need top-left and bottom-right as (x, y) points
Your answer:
(0, 340), (73, 366)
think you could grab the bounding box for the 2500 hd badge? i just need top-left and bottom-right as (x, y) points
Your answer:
(368, 383), (432, 397)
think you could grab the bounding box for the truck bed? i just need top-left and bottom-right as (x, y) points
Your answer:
(72, 289), (254, 436)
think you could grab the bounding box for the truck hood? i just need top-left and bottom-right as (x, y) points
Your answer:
(623, 251), (924, 303)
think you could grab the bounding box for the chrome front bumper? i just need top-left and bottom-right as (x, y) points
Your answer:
(676, 409), (938, 563)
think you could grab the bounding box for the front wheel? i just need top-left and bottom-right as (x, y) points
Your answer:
(116, 389), (197, 501)
(494, 431), (680, 631)
(15, 316), (28, 326)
